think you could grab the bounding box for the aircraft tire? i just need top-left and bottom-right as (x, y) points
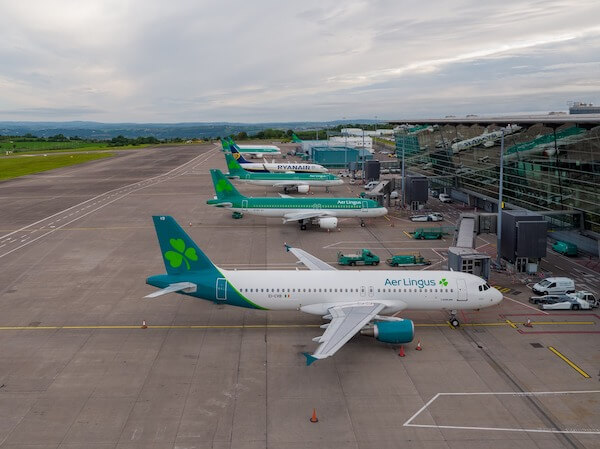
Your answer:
(450, 318), (460, 327)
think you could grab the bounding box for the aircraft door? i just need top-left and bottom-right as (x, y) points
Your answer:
(360, 286), (366, 297)
(216, 278), (227, 301)
(362, 200), (369, 212)
(457, 278), (468, 301)
(242, 199), (248, 211)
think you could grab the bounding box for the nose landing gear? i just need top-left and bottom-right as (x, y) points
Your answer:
(449, 310), (460, 327)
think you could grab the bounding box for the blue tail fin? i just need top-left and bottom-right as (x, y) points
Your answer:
(152, 216), (218, 275)
(229, 144), (251, 164)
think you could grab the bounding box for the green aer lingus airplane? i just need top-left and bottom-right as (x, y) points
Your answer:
(223, 151), (342, 193)
(207, 169), (388, 230)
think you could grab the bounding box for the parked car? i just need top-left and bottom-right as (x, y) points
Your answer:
(531, 277), (575, 295)
(540, 297), (593, 310)
(439, 193), (452, 203)
(410, 213), (444, 222)
(364, 181), (379, 190)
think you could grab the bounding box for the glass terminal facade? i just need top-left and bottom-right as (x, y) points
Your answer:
(395, 124), (600, 234)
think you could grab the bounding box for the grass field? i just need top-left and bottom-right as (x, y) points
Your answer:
(0, 152), (114, 181)
(0, 141), (149, 156)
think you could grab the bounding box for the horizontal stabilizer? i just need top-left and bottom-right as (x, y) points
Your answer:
(145, 282), (197, 298)
(302, 352), (319, 366)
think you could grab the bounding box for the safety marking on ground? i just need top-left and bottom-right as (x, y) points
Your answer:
(548, 347), (591, 378)
(404, 391), (600, 434)
(502, 296), (549, 314)
(403, 231), (412, 238)
(505, 319), (518, 329)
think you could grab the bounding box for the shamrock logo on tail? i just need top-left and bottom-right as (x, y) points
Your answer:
(216, 179), (233, 193)
(439, 278), (449, 287)
(164, 238), (198, 270)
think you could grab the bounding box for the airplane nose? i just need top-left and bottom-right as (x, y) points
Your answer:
(382, 207), (389, 215)
(493, 288), (503, 304)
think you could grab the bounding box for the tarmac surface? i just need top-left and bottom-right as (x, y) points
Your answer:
(0, 142), (598, 449)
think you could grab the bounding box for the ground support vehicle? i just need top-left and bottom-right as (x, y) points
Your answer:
(413, 228), (443, 240)
(567, 291), (598, 308)
(552, 241), (578, 256)
(410, 213), (443, 222)
(337, 249), (380, 266)
(386, 254), (431, 266)
(540, 297), (593, 310)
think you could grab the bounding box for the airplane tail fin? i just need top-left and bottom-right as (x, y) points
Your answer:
(209, 169), (245, 200)
(220, 138), (231, 151)
(224, 152), (247, 176)
(229, 144), (251, 164)
(151, 215), (219, 275)
(292, 133), (302, 143)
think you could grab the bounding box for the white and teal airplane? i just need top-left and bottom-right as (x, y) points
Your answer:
(230, 145), (328, 174)
(146, 216), (504, 365)
(222, 138), (281, 158)
(208, 169), (387, 229)
(224, 151), (343, 193)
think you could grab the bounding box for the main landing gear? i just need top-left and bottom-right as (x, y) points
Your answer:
(360, 219), (366, 227)
(449, 310), (460, 327)
(299, 220), (307, 231)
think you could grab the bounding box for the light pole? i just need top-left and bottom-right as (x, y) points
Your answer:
(496, 129), (505, 266)
(401, 143), (406, 209)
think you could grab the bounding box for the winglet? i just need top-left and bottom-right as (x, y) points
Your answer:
(284, 243), (291, 252)
(303, 352), (319, 366)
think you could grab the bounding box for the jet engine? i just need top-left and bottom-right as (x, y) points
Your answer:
(297, 185), (310, 194)
(360, 320), (414, 344)
(318, 217), (338, 229)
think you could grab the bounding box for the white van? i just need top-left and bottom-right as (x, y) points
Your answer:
(532, 277), (575, 295)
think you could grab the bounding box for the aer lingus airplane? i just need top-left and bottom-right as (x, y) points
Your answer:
(291, 133), (302, 143)
(208, 169), (386, 229)
(230, 144), (328, 174)
(221, 137), (281, 158)
(146, 216), (504, 365)
(223, 152), (343, 193)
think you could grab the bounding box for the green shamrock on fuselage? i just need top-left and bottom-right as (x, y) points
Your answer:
(439, 278), (448, 287)
(164, 238), (198, 270)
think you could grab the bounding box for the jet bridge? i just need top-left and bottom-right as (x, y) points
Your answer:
(447, 214), (491, 279)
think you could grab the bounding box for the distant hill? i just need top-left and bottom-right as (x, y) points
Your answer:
(0, 120), (382, 140)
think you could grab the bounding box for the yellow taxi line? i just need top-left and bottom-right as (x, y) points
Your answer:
(548, 346), (591, 379)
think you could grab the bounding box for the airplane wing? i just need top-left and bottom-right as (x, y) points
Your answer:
(284, 244), (337, 271)
(278, 193), (294, 198)
(303, 303), (386, 365)
(144, 282), (197, 298)
(282, 211), (333, 223)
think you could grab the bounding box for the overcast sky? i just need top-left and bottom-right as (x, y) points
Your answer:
(1, 0), (599, 122)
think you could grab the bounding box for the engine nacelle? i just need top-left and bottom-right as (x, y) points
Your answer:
(297, 184), (310, 194)
(318, 217), (338, 229)
(361, 320), (414, 344)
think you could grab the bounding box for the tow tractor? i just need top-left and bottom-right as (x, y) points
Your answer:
(337, 249), (380, 266)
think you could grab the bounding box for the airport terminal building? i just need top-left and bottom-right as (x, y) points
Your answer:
(389, 117), (600, 255)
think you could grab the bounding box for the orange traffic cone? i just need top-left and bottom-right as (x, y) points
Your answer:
(415, 340), (422, 351)
(310, 408), (319, 423)
(141, 320), (148, 329)
(524, 318), (533, 328)
(398, 345), (406, 357)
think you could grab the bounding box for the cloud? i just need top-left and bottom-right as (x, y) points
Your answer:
(0, 0), (599, 121)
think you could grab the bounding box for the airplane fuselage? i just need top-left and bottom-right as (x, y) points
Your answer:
(147, 269), (503, 315)
(238, 162), (328, 174)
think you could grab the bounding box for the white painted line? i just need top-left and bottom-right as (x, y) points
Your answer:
(502, 296), (549, 314)
(0, 149), (217, 259)
(404, 390), (600, 434)
(0, 244), (5, 248)
(0, 149), (216, 241)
